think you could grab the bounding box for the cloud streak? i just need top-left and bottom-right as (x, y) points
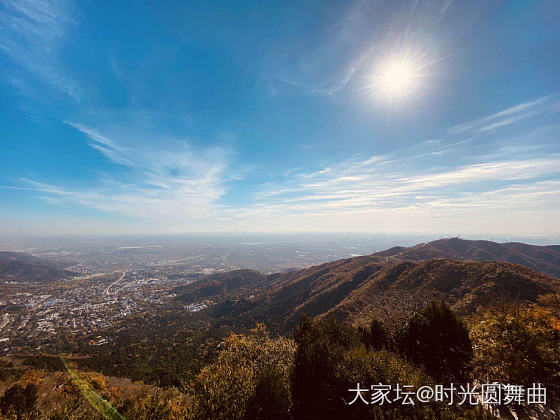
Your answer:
(449, 94), (560, 135)
(0, 0), (79, 98)
(242, 154), (560, 214)
(215, 96), (560, 234)
(22, 122), (235, 229)
(14, 93), (560, 235)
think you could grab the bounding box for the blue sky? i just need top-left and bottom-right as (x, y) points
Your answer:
(1, 0), (559, 237)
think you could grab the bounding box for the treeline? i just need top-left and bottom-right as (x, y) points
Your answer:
(1, 298), (559, 419)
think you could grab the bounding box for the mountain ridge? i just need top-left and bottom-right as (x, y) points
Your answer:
(373, 237), (560, 278)
(175, 238), (560, 332)
(254, 258), (559, 332)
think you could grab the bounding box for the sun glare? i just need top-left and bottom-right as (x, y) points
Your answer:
(369, 51), (429, 103)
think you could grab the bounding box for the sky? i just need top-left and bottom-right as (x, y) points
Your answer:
(1, 0), (559, 238)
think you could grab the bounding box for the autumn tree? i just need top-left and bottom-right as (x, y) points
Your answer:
(470, 303), (560, 397)
(127, 388), (196, 420)
(195, 324), (295, 420)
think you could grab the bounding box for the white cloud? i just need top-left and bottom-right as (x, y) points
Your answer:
(23, 123), (235, 230)
(449, 94), (560, 135)
(0, 0), (79, 98)
(222, 107), (560, 235)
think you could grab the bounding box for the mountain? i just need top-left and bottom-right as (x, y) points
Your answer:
(257, 258), (560, 331)
(0, 251), (75, 283)
(174, 238), (560, 331)
(375, 237), (560, 278)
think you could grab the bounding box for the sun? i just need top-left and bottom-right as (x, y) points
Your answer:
(369, 51), (428, 103)
(376, 59), (418, 97)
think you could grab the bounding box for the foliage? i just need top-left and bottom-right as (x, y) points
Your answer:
(62, 358), (124, 420)
(243, 367), (291, 420)
(0, 384), (38, 419)
(397, 301), (472, 382)
(195, 324), (295, 420)
(3, 295), (557, 419)
(124, 388), (196, 420)
(470, 302), (560, 397)
(290, 314), (446, 420)
(291, 314), (363, 419)
(359, 318), (390, 351)
(339, 348), (431, 390)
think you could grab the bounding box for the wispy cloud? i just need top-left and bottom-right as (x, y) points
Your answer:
(278, 62), (360, 97)
(22, 122), (235, 229)
(65, 122), (134, 166)
(244, 153), (559, 214)
(215, 96), (560, 234)
(0, 0), (79, 98)
(449, 94), (560, 135)
(222, 156), (560, 235)
(14, 93), (560, 235)
(438, 0), (454, 19)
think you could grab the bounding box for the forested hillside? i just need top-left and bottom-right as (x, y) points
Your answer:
(200, 257), (560, 332)
(2, 298), (559, 419)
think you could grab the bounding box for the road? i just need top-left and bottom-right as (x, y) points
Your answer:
(103, 270), (128, 297)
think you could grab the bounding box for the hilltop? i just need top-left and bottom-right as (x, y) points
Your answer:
(375, 237), (560, 278)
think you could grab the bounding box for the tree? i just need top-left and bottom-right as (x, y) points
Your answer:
(360, 318), (390, 351)
(470, 303), (560, 398)
(291, 314), (456, 420)
(397, 301), (472, 382)
(195, 324), (295, 420)
(291, 314), (362, 420)
(130, 388), (195, 420)
(243, 367), (291, 420)
(0, 384), (38, 418)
